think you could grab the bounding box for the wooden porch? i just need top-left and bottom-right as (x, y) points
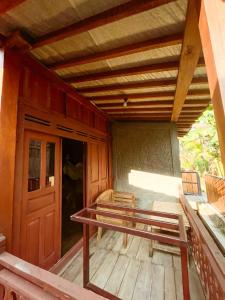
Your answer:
(60, 228), (205, 300)
(0, 0), (225, 299)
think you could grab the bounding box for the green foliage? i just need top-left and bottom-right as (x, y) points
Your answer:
(179, 105), (223, 178)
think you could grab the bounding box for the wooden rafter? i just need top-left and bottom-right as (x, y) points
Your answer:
(110, 113), (171, 120)
(76, 76), (208, 94)
(65, 60), (180, 83)
(31, 0), (176, 49)
(171, 0), (202, 121)
(90, 91), (175, 101)
(49, 33), (183, 70)
(97, 99), (210, 108)
(103, 107), (205, 113)
(65, 58), (204, 83)
(0, 0), (26, 15)
(89, 89), (209, 101)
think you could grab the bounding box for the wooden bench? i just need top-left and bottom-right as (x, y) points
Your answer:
(96, 189), (136, 247)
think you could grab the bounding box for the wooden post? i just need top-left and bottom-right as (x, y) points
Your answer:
(0, 49), (21, 251)
(180, 245), (190, 300)
(83, 223), (90, 288)
(199, 0), (225, 174)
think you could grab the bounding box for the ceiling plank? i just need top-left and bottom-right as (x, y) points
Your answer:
(65, 58), (204, 83)
(32, 0), (176, 49)
(49, 33), (183, 70)
(0, 0), (26, 15)
(76, 76), (208, 94)
(171, 0), (202, 121)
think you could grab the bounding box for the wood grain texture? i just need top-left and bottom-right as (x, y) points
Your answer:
(49, 33), (183, 70)
(65, 58), (205, 83)
(65, 60), (181, 83)
(171, 0), (202, 121)
(0, 49), (21, 251)
(199, 0), (225, 172)
(32, 0), (176, 49)
(76, 77), (208, 94)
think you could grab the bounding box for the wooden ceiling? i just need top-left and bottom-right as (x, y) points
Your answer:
(0, 0), (211, 137)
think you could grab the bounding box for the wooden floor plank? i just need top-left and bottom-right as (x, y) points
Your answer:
(136, 238), (150, 261)
(152, 250), (173, 267)
(132, 259), (152, 300)
(104, 254), (130, 296)
(61, 255), (83, 281)
(118, 259), (141, 300)
(126, 236), (142, 259)
(165, 266), (177, 300)
(73, 248), (108, 287)
(150, 264), (165, 300)
(59, 230), (205, 300)
(174, 267), (183, 300)
(92, 251), (119, 289)
(106, 231), (121, 250)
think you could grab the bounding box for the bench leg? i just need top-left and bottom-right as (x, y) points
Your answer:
(123, 233), (128, 248)
(149, 226), (153, 257)
(97, 227), (103, 241)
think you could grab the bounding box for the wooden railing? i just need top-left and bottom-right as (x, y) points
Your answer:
(181, 171), (201, 195)
(180, 192), (225, 300)
(0, 234), (106, 300)
(205, 174), (225, 214)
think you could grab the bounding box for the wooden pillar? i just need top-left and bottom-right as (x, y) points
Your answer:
(0, 49), (21, 250)
(199, 0), (225, 174)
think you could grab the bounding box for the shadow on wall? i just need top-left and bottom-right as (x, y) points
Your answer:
(126, 170), (182, 209)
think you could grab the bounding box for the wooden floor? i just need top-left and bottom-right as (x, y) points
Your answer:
(59, 227), (205, 300)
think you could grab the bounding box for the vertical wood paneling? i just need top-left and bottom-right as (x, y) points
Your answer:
(0, 49), (21, 251)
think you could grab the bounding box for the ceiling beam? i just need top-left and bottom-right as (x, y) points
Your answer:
(65, 58), (204, 83)
(0, 0), (26, 15)
(108, 109), (172, 114)
(65, 60), (180, 83)
(89, 88), (209, 101)
(97, 99), (210, 108)
(31, 0), (176, 49)
(103, 107), (204, 113)
(90, 91), (175, 101)
(171, 0), (202, 121)
(112, 114), (171, 119)
(49, 33), (183, 70)
(76, 76), (208, 94)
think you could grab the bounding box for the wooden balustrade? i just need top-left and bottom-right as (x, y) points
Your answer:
(180, 192), (225, 300)
(0, 234), (106, 300)
(205, 174), (225, 214)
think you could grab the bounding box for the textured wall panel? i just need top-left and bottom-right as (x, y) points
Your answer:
(112, 122), (181, 208)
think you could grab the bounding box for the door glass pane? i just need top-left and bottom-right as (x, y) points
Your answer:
(28, 140), (41, 192)
(46, 142), (55, 187)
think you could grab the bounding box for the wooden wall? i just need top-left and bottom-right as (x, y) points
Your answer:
(0, 49), (111, 262)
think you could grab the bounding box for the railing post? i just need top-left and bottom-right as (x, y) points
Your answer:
(180, 245), (190, 300)
(83, 223), (89, 288)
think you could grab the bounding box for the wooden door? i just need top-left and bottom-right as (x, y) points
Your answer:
(20, 131), (61, 269)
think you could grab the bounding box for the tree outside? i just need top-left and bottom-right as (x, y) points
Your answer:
(179, 105), (223, 190)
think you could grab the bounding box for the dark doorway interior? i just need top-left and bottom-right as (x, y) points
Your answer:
(61, 138), (85, 256)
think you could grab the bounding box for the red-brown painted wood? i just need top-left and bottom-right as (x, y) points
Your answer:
(0, 49), (22, 251)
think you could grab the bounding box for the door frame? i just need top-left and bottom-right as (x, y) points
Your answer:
(61, 137), (87, 255)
